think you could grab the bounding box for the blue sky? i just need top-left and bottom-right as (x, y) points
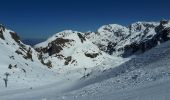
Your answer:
(0, 0), (170, 39)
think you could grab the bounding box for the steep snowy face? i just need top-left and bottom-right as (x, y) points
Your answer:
(85, 24), (129, 54)
(127, 22), (159, 43)
(0, 24), (41, 62)
(118, 20), (170, 57)
(0, 25), (57, 89)
(114, 22), (160, 56)
(97, 24), (129, 42)
(0, 24), (20, 44)
(86, 20), (170, 57)
(35, 30), (101, 67)
(34, 30), (118, 71)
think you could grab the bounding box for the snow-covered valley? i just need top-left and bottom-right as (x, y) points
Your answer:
(0, 20), (170, 100)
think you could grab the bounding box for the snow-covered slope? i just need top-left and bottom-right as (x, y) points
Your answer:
(0, 25), (59, 89)
(34, 30), (125, 75)
(85, 24), (129, 53)
(33, 20), (170, 75)
(1, 20), (170, 100)
(85, 20), (170, 57)
(53, 39), (170, 100)
(1, 34), (170, 100)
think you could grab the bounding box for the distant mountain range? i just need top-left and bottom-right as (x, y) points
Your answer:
(22, 38), (45, 46)
(0, 20), (170, 75)
(0, 20), (170, 100)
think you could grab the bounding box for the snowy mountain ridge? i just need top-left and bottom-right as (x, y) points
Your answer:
(34, 30), (124, 74)
(31, 20), (170, 73)
(86, 20), (170, 57)
(0, 20), (170, 80)
(0, 24), (62, 89)
(0, 20), (170, 100)
(33, 20), (170, 71)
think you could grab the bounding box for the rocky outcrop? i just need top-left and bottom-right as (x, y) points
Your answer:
(35, 38), (74, 56)
(64, 56), (72, 65)
(9, 32), (20, 44)
(77, 33), (86, 43)
(155, 20), (170, 41)
(85, 20), (170, 57)
(121, 20), (170, 57)
(34, 30), (104, 68)
(84, 53), (99, 58)
(15, 47), (33, 61)
(0, 24), (5, 40)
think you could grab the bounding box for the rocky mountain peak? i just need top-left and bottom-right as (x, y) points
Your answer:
(98, 24), (129, 38)
(0, 24), (6, 40)
(34, 30), (111, 69)
(85, 20), (170, 57)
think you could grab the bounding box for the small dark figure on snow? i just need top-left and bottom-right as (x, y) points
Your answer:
(3, 72), (10, 87)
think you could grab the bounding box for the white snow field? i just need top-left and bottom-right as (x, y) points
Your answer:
(0, 25), (126, 100)
(56, 40), (170, 100)
(1, 39), (170, 100)
(0, 20), (170, 100)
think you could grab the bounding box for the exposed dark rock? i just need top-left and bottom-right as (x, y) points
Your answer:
(85, 53), (99, 58)
(35, 38), (74, 56)
(71, 60), (76, 64)
(48, 44), (63, 56)
(15, 50), (23, 55)
(0, 25), (5, 40)
(9, 56), (15, 60)
(15, 47), (33, 61)
(25, 63), (28, 66)
(122, 20), (170, 57)
(51, 38), (74, 46)
(21, 68), (26, 73)
(64, 56), (72, 65)
(106, 42), (117, 55)
(35, 47), (48, 54)
(45, 61), (52, 68)
(160, 20), (169, 25)
(8, 64), (12, 69)
(77, 33), (86, 43)
(96, 44), (107, 52)
(38, 52), (45, 65)
(8, 64), (17, 69)
(38, 52), (53, 68)
(55, 54), (65, 60)
(9, 32), (20, 44)
(23, 47), (33, 61)
(0, 24), (5, 31)
(0, 33), (5, 40)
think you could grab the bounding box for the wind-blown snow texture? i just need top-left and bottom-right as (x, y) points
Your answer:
(0, 20), (170, 100)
